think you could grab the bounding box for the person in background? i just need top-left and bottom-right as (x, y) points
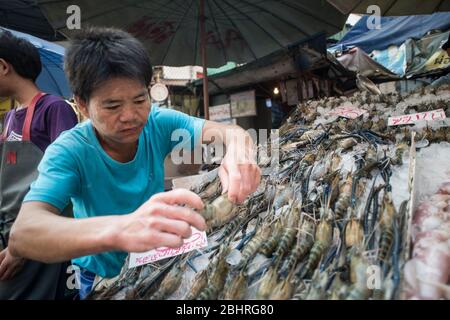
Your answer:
(0, 29), (78, 299)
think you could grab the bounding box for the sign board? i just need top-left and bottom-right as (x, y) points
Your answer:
(129, 227), (208, 268)
(387, 109), (446, 126)
(328, 105), (367, 119)
(209, 104), (231, 121)
(230, 90), (257, 118)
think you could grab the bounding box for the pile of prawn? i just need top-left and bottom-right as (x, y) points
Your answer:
(90, 85), (450, 300)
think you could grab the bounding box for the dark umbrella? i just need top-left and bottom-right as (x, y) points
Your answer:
(37, 0), (347, 118)
(0, 0), (65, 41)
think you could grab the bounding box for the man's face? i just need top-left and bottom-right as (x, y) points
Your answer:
(78, 77), (151, 146)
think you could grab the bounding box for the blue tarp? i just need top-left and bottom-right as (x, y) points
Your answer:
(1, 27), (71, 98)
(371, 45), (407, 76)
(330, 12), (450, 54)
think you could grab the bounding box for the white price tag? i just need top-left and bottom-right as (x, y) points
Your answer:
(388, 109), (446, 126)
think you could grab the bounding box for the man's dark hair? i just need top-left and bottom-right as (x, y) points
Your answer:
(0, 29), (42, 81)
(65, 27), (153, 102)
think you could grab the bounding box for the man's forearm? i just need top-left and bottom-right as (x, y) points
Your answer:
(225, 125), (254, 147)
(203, 121), (256, 159)
(9, 202), (121, 263)
(10, 189), (209, 263)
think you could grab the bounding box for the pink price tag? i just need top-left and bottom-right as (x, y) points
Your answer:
(129, 227), (208, 268)
(328, 106), (366, 119)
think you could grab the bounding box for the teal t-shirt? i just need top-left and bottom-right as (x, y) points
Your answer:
(24, 105), (205, 278)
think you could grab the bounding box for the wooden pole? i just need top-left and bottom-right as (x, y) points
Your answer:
(200, 0), (210, 120)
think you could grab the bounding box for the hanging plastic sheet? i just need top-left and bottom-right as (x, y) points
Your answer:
(336, 47), (399, 79)
(405, 31), (450, 77)
(371, 31), (450, 78)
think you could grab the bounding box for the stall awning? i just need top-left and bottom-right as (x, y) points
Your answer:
(329, 12), (450, 54)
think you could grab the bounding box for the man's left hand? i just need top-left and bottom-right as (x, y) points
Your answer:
(218, 144), (261, 204)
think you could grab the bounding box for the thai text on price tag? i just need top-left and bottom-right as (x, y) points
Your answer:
(328, 105), (367, 119)
(129, 227), (208, 268)
(388, 109), (446, 126)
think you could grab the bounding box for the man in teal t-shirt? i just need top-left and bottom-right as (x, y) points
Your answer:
(8, 27), (261, 299)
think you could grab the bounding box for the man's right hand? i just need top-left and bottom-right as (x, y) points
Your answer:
(114, 189), (207, 253)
